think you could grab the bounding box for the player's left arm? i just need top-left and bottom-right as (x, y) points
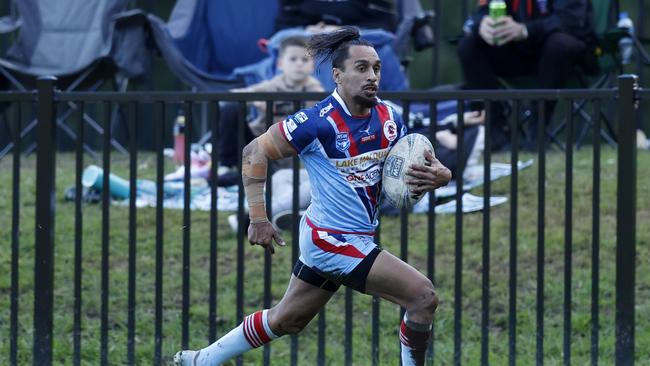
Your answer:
(405, 150), (452, 194)
(390, 109), (451, 194)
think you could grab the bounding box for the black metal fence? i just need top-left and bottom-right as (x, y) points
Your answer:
(0, 76), (642, 365)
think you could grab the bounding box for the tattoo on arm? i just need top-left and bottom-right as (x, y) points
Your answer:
(242, 123), (297, 223)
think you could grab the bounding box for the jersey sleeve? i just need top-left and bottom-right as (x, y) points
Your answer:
(279, 110), (318, 153)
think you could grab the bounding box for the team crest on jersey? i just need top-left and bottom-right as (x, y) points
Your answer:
(295, 112), (308, 123)
(336, 132), (350, 152)
(383, 120), (398, 141)
(286, 118), (298, 133)
(319, 103), (333, 117)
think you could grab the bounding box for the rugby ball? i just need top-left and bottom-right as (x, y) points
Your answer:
(382, 133), (434, 208)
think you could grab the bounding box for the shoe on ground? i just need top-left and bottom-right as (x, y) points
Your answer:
(272, 210), (304, 231)
(173, 350), (200, 365)
(228, 214), (250, 233)
(637, 129), (650, 150)
(217, 165), (236, 175)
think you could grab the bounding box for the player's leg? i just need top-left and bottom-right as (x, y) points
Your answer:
(174, 272), (335, 366)
(364, 250), (438, 366)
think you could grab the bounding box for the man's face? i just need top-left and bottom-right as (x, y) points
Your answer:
(333, 45), (381, 109)
(277, 45), (315, 85)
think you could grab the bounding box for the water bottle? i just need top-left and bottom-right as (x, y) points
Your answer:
(173, 114), (186, 165)
(617, 12), (634, 65)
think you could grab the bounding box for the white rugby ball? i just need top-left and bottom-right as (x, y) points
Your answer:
(382, 133), (434, 209)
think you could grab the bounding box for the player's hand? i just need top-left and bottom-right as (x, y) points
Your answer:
(248, 221), (286, 255)
(478, 16), (498, 46)
(405, 150), (452, 194)
(492, 16), (527, 45)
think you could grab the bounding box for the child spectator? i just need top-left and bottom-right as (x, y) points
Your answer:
(217, 35), (324, 177)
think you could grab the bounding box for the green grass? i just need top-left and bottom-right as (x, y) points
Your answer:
(1, 148), (649, 365)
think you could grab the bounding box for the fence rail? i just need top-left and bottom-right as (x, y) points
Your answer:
(0, 76), (641, 365)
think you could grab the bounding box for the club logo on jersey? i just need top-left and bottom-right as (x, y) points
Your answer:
(295, 112), (308, 123)
(336, 132), (350, 152)
(383, 120), (398, 141)
(286, 118), (298, 133)
(319, 103), (334, 117)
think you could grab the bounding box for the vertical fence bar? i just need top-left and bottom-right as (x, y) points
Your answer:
(100, 100), (112, 366)
(481, 101), (492, 366)
(536, 100), (546, 366)
(400, 101), (411, 333)
(10, 102), (22, 366)
(427, 100), (437, 366)
(591, 100), (601, 366)
(182, 102), (193, 349)
(127, 102), (138, 365)
(154, 101), (165, 364)
(508, 100), (519, 366)
(318, 308), (326, 366)
(73, 102), (84, 366)
(615, 75), (637, 366)
(210, 101), (220, 343)
(453, 100), (464, 366)
(563, 99), (574, 366)
(291, 101), (301, 366)
(235, 101), (247, 366)
(263, 100), (273, 366)
(33, 76), (57, 366)
(345, 288), (353, 366)
(372, 230), (381, 366)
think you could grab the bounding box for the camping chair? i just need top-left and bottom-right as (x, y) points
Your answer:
(547, 0), (650, 149)
(0, 0), (150, 159)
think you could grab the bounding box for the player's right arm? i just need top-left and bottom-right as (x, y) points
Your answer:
(242, 123), (297, 254)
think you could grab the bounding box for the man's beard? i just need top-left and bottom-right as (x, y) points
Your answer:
(353, 94), (378, 108)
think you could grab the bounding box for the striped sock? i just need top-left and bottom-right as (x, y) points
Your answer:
(399, 314), (431, 366)
(196, 310), (278, 365)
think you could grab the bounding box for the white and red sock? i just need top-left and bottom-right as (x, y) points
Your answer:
(399, 313), (431, 366)
(196, 309), (278, 365)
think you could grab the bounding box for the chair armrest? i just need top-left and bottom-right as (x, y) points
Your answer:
(0, 15), (21, 34)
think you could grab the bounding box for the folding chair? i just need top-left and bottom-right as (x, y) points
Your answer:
(0, 0), (151, 159)
(548, 0), (650, 149)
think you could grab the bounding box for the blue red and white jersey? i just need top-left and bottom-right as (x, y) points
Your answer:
(279, 90), (407, 233)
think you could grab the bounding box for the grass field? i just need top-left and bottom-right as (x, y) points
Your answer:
(1, 147), (648, 365)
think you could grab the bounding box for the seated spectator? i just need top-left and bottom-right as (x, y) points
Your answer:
(234, 26), (408, 92)
(274, 0), (399, 33)
(217, 35), (324, 176)
(457, 0), (597, 149)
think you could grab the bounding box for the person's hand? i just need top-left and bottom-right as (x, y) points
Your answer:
(492, 16), (527, 45)
(248, 221), (286, 255)
(405, 150), (452, 194)
(478, 16), (498, 45)
(462, 110), (485, 125)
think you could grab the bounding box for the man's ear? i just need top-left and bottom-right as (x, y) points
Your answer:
(332, 68), (341, 84)
(276, 57), (284, 72)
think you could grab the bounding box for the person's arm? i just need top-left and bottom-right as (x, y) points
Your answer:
(521, 0), (593, 43)
(242, 123), (296, 254)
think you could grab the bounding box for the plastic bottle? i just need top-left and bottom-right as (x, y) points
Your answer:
(617, 12), (634, 65)
(173, 114), (186, 165)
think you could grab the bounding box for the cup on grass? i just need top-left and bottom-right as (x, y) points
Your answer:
(81, 165), (130, 199)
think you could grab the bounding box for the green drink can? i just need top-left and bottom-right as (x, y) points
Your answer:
(489, 0), (507, 19)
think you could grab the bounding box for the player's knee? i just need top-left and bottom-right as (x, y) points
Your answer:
(268, 309), (309, 336)
(407, 279), (439, 316)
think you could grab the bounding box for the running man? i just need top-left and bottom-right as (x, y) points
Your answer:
(174, 26), (451, 366)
